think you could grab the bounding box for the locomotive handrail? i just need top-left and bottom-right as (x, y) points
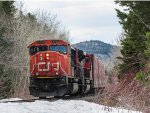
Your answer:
(60, 65), (68, 76)
(30, 64), (37, 75)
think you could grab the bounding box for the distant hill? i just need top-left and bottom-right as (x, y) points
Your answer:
(73, 40), (121, 71)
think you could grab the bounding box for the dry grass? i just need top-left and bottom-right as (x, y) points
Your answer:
(89, 72), (150, 113)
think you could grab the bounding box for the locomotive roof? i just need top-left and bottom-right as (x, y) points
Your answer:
(28, 40), (70, 48)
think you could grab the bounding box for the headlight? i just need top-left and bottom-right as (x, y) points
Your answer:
(36, 72), (38, 76)
(46, 54), (49, 60)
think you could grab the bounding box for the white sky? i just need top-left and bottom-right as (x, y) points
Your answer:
(22, 0), (123, 45)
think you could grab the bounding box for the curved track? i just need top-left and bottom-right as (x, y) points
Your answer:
(0, 98), (56, 103)
(0, 94), (95, 103)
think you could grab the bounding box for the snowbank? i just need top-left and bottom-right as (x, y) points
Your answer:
(0, 98), (141, 113)
(0, 98), (22, 102)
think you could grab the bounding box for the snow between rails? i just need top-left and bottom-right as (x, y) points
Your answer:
(0, 98), (141, 113)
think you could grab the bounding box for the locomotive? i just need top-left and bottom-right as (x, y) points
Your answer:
(28, 40), (105, 98)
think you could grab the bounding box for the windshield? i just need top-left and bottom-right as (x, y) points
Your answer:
(50, 45), (67, 54)
(30, 46), (48, 55)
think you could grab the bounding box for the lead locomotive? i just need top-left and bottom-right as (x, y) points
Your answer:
(28, 40), (105, 98)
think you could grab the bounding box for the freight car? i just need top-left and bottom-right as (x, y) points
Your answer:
(28, 40), (105, 98)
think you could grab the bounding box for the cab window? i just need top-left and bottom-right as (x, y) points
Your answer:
(49, 45), (67, 54)
(29, 46), (48, 55)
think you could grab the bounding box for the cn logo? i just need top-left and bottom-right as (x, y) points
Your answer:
(37, 62), (60, 71)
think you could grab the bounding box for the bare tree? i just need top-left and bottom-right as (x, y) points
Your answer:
(0, 4), (69, 99)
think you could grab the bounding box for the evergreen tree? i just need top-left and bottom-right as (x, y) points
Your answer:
(115, 1), (150, 76)
(0, 1), (16, 16)
(0, 1), (16, 46)
(0, 1), (16, 99)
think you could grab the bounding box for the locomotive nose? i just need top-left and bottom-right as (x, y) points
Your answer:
(37, 52), (61, 76)
(30, 51), (66, 78)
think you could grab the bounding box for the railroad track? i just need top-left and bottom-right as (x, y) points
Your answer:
(0, 94), (95, 103)
(0, 98), (56, 103)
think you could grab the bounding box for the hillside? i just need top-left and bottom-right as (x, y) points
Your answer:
(73, 40), (121, 71)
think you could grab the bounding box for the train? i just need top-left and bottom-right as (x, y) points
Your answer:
(28, 40), (105, 98)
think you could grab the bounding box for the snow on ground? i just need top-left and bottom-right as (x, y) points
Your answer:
(0, 98), (22, 102)
(0, 98), (141, 113)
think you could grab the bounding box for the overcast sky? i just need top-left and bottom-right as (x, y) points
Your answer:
(22, 0), (122, 45)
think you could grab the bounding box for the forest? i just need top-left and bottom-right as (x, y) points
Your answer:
(102, 1), (150, 113)
(0, 1), (68, 98)
(0, 1), (150, 113)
